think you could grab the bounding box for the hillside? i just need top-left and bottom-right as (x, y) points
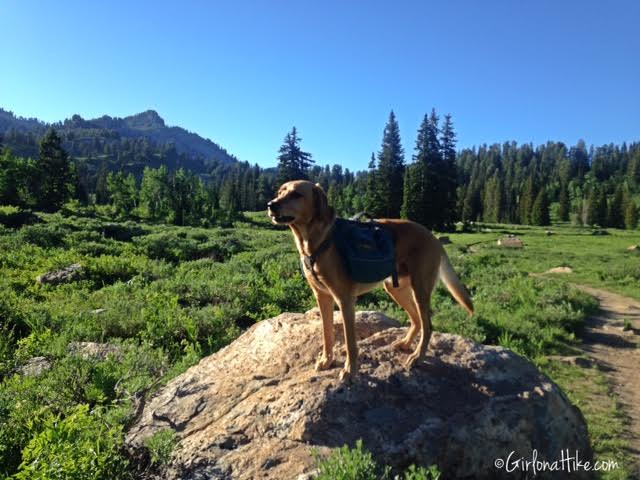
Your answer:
(0, 108), (239, 174)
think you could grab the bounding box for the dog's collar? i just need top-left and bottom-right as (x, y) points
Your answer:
(302, 224), (335, 283)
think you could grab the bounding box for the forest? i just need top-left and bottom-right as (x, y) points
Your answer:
(1, 109), (639, 231)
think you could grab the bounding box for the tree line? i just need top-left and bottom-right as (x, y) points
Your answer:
(1, 117), (639, 230)
(278, 113), (639, 231)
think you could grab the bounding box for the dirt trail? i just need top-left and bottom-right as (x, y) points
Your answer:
(574, 284), (640, 463)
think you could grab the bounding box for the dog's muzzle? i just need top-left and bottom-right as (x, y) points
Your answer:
(267, 201), (294, 224)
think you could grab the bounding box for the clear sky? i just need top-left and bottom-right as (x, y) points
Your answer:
(1, 0), (638, 171)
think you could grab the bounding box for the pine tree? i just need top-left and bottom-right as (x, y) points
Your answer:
(276, 127), (314, 184)
(607, 186), (624, 228)
(400, 162), (423, 222)
(401, 114), (429, 225)
(625, 201), (638, 230)
(439, 113), (458, 229)
(585, 187), (599, 226)
(38, 128), (74, 211)
(482, 175), (503, 223)
(531, 189), (551, 226)
(596, 187), (608, 227)
(421, 110), (443, 229)
(365, 153), (384, 215)
(373, 111), (404, 218)
(558, 182), (570, 222)
(628, 150), (640, 186)
(519, 176), (538, 224)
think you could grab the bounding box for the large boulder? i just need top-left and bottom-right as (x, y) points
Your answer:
(125, 311), (592, 480)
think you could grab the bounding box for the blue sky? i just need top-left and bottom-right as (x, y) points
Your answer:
(1, 0), (638, 171)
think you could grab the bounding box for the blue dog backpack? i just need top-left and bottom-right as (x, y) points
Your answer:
(333, 216), (398, 285)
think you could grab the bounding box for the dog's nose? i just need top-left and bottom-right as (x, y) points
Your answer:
(267, 200), (279, 211)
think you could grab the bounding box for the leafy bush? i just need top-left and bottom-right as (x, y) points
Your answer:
(100, 221), (147, 241)
(315, 440), (384, 480)
(145, 428), (178, 467)
(14, 404), (129, 480)
(18, 223), (68, 248)
(314, 440), (441, 480)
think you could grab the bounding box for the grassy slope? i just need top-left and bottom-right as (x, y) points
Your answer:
(0, 207), (637, 478)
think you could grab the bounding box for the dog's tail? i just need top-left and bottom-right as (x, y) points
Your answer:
(439, 251), (474, 315)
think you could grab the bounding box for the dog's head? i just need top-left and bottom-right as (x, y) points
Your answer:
(267, 180), (333, 226)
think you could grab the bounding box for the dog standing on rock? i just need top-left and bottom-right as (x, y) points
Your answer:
(268, 180), (474, 382)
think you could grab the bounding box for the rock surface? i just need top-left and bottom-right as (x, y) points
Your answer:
(545, 266), (573, 274)
(126, 311), (592, 480)
(18, 356), (51, 376)
(36, 263), (83, 285)
(497, 236), (524, 248)
(68, 341), (123, 361)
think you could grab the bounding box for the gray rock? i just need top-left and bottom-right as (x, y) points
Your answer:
(497, 236), (524, 248)
(36, 263), (83, 285)
(68, 341), (123, 361)
(18, 356), (51, 376)
(126, 311), (592, 480)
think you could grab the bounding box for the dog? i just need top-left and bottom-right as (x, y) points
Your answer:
(267, 180), (474, 381)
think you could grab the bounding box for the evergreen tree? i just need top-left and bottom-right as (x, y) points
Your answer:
(219, 174), (240, 222)
(585, 187), (599, 226)
(400, 163), (422, 221)
(400, 114), (429, 225)
(596, 187), (608, 226)
(482, 175), (503, 223)
(94, 161), (110, 204)
(421, 110), (443, 228)
(276, 127), (314, 184)
(628, 150), (640, 186)
(519, 176), (538, 224)
(531, 189), (551, 226)
(607, 186), (625, 228)
(38, 129), (74, 211)
(625, 201), (638, 230)
(439, 113), (458, 229)
(373, 111), (404, 218)
(558, 182), (570, 222)
(365, 153), (383, 215)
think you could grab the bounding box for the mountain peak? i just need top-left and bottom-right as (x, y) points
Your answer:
(124, 110), (166, 130)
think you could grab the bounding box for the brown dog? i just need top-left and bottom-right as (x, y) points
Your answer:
(267, 180), (474, 381)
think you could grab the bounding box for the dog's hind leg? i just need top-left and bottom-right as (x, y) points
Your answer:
(314, 290), (335, 371)
(336, 296), (358, 382)
(383, 281), (421, 352)
(405, 271), (438, 369)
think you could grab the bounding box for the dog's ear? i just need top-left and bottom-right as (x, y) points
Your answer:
(312, 184), (334, 223)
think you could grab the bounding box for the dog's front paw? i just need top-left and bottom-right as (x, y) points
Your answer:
(404, 350), (425, 370)
(315, 354), (334, 371)
(338, 362), (357, 383)
(391, 337), (413, 352)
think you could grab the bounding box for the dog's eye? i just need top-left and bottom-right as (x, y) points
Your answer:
(289, 191), (302, 199)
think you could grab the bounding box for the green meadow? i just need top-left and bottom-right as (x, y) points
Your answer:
(0, 205), (637, 479)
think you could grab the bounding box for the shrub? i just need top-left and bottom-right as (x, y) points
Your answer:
(314, 440), (441, 480)
(101, 221), (147, 241)
(14, 404), (129, 480)
(18, 223), (67, 248)
(145, 428), (178, 467)
(315, 440), (383, 480)
(0, 206), (39, 228)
